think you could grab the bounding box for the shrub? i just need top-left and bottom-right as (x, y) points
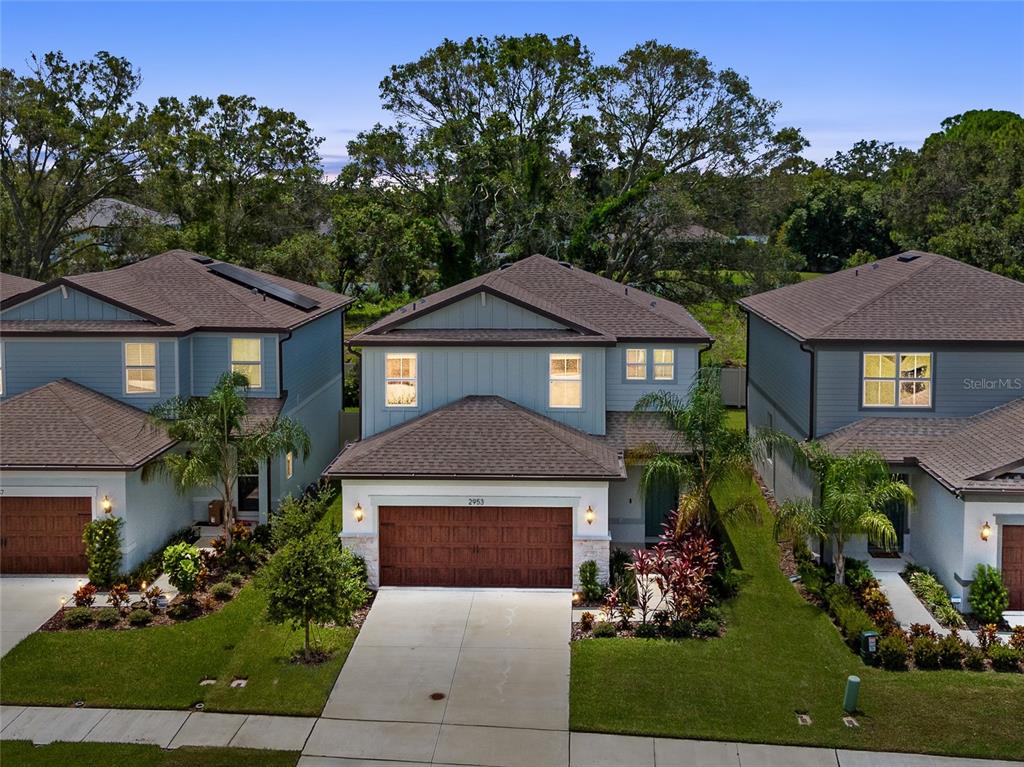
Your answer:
(970, 564), (1010, 625)
(1010, 625), (1024, 652)
(591, 621), (616, 638)
(694, 618), (720, 637)
(223, 539), (267, 573)
(63, 607), (93, 628)
(270, 489), (333, 548)
(859, 586), (897, 632)
(908, 623), (937, 639)
(82, 515), (124, 588)
(844, 558), (875, 593)
(609, 549), (637, 605)
(988, 644), (1021, 673)
(934, 604), (966, 629)
(937, 634), (965, 670)
(701, 604), (725, 626)
(578, 560), (603, 602)
(878, 634), (909, 671)
(665, 619), (692, 639)
(210, 582), (233, 601)
(912, 637), (942, 670)
(227, 572), (244, 587)
(712, 549), (742, 599)
(73, 583), (97, 607)
(108, 583), (130, 612)
(95, 607), (120, 627)
(162, 542), (204, 600)
(127, 608), (152, 627)
(908, 571), (966, 628)
(833, 602), (877, 651)
(797, 560), (826, 598)
(976, 624), (1001, 654)
(633, 622), (659, 639)
(963, 645), (986, 671)
(823, 583), (855, 611)
(578, 611), (595, 631)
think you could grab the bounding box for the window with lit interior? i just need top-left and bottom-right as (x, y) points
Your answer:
(124, 342), (157, 394)
(549, 353), (582, 408)
(862, 352), (932, 408)
(625, 349), (647, 380)
(385, 353), (417, 407)
(231, 338), (262, 389)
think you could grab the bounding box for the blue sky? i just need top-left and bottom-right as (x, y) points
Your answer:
(3, 1), (1022, 173)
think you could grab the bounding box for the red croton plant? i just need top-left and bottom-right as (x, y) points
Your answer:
(606, 509), (719, 626)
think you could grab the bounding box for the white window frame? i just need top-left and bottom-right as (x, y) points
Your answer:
(0, 342), (4, 396)
(384, 352), (418, 408)
(123, 341), (158, 396)
(653, 348), (675, 381)
(231, 338), (263, 389)
(625, 348), (647, 380)
(862, 352), (933, 409)
(549, 353), (583, 409)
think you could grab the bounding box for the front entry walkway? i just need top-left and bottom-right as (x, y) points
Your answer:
(306, 588), (572, 764)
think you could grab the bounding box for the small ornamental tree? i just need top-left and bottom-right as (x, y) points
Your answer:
(162, 542), (204, 603)
(971, 564), (1010, 625)
(262, 526), (367, 660)
(82, 515), (124, 587)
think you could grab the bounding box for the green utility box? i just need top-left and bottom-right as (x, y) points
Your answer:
(860, 630), (880, 664)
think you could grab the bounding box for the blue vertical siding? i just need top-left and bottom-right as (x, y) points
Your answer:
(747, 315), (812, 437)
(177, 337), (191, 397)
(814, 347), (1024, 437)
(2, 338), (176, 409)
(190, 333), (279, 396)
(281, 311), (343, 403)
(403, 294), (566, 329)
(605, 343), (700, 411)
(361, 346), (606, 437)
(278, 376), (343, 502)
(2, 287), (142, 321)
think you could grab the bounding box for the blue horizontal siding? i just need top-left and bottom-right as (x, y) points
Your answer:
(2, 287), (142, 321)
(2, 338), (176, 409)
(747, 315), (812, 437)
(361, 346), (606, 437)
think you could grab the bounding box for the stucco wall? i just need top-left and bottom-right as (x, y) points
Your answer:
(123, 466), (195, 570)
(608, 464), (645, 547)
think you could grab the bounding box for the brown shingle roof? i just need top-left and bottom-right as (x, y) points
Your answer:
(0, 272), (43, 302)
(353, 255), (710, 345)
(324, 395), (626, 480)
(602, 412), (689, 456)
(1, 250), (352, 334)
(352, 328), (615, 345)
(739, 252), (1024, 343)
(822, 399), (1024, 494)
(0, 380), (176, 470)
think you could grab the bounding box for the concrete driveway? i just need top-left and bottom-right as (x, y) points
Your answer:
(1, 576), (82, 656)
(308, 588), (572, 765)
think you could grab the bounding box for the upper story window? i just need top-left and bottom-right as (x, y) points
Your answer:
(625, 349), (647, 380)
(549, 353), (582, 409)
(231, 338), (262, 389)
(863, 352), (932, 408)
(124, 342), (157, 394)
(653, 349), (675, 380)
(385, 353), (417, 407)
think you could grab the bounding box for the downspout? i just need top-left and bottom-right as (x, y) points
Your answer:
(799, 341), (816, 441)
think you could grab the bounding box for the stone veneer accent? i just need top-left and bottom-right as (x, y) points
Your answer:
(341, 534), (379, 588)
(572, 537), (611, 590)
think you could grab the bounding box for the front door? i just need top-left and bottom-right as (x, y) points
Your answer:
(1002, 525), (1024, 611)
(645, 475), (678, 538)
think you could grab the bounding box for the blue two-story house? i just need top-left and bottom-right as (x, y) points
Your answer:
(740, 251), (1024, 612)
(325, 254), (711, 588)
(0, 249), (351, 573)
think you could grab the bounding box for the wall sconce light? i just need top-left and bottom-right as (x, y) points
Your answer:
(101, 495), (113, 514)
(353, 502), (364, 523)
(584, 505), (595, 525)
(980, 521), (992, 541)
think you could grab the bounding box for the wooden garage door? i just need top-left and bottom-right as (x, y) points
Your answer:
(379, 506), (572, 588)
(0, 496), (91, 574)
(1003, 525), (1024, 611)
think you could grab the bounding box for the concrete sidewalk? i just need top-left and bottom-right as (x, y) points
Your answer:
(3, 706), (1021, 766)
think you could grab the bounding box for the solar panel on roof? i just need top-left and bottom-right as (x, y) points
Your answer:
(206, 262), (320, 310)
(897, 253), (921, 263)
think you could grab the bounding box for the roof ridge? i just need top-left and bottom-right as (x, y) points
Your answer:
(49, 379), (147, 465)
(810, 256), (940, 340)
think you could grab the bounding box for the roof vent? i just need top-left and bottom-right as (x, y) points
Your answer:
(650, 300), (656, 307)
(191, 256), (214, 265)
(558, 260), (573, 269)
(498, 262), (514, 269)
(897, 253), (921, 263)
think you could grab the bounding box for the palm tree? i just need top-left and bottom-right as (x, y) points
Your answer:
(147, 371), (311, 535)
(633, 366), (771, 534)
(774, 445), (914, 584)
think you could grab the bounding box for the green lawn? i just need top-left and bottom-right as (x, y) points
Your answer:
(1, 742), (297, 767)
(570, 472), (1024, 761)
(724, 408), (746, 433)
(1, 506), (355, 715)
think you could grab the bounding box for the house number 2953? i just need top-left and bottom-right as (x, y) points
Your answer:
(467, 498), (485, 506)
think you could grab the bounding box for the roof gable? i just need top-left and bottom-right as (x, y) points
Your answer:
(353, 255), (710, 345)
(1, 284), (149, 323)
(402, 292), (569, 331)
(739, 252), (1024, 343)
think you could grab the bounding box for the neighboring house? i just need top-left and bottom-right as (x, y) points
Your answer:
(67, 198), (181, 232)
(740, 251), (1024, 611)
(325, 254), (712, 588)
(0, 250), (351, 574)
